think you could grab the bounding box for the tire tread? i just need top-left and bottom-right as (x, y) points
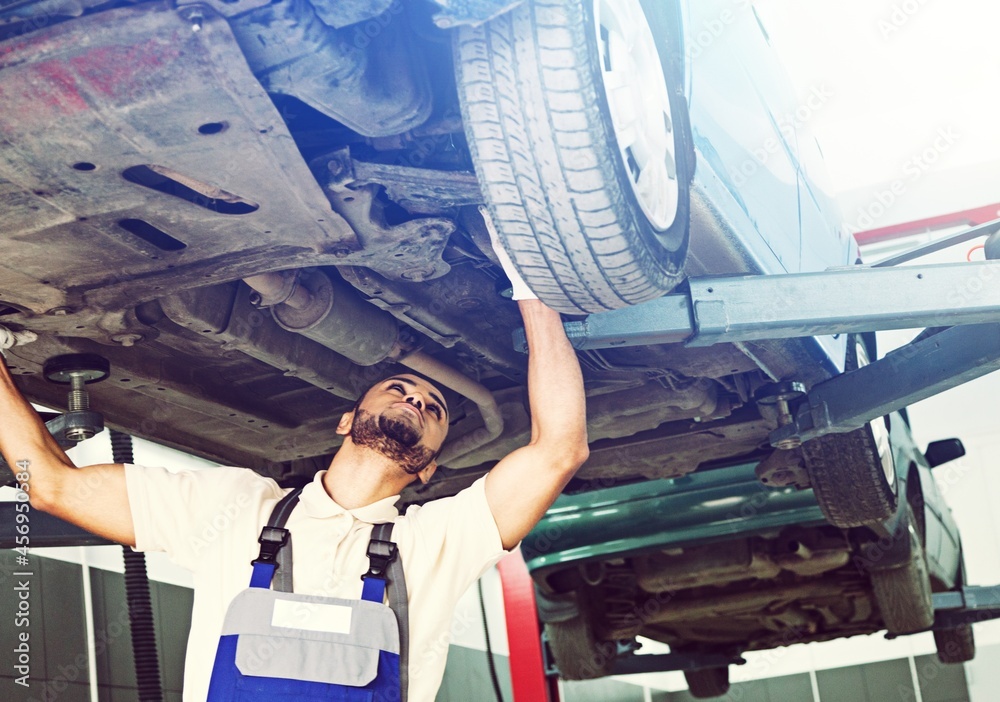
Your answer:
(455, 0), (688, 313)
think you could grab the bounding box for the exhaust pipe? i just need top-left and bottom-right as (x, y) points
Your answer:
(243, 269), (503, 463)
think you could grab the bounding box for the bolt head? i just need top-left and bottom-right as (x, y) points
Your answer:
(400, 268), (432, 281)
(112, 333), (142, 347)
(775, 437), (802, 450)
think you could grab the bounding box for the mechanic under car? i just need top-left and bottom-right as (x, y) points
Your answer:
(0, 236), (590, 702)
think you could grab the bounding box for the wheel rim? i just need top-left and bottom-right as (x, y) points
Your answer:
(857, 342), (896, 489)
(594, 0), (679, 233)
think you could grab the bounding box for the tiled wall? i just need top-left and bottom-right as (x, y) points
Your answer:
(0, 551), (191, 702)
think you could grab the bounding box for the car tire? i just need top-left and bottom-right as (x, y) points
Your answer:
(870, 505), (934, 634)
(544, 612), (617, 680)
(802, 337), (898, 527)
(455, 0), (692, 314)
(684, 666), (730, 699)
(934, 625), (976, 664)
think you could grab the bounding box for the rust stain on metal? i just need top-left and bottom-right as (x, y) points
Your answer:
(1, 59), (88, 117)
(68, 35), (183, 100)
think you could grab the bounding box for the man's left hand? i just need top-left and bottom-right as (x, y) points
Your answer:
(0, 324), (37, 357)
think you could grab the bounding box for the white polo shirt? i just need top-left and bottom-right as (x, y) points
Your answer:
(124, 464), (508, 702)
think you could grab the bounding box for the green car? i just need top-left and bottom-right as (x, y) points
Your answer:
(524, 409), (971, 698)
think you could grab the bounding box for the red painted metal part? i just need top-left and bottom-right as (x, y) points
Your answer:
(854, 202), (1000, 246)
(498, 549), (560, 702)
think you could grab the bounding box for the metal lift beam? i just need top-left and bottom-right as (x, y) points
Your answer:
(933, 586), (1000, 629)
(769, 322), (1000, 446)
(511, 251), (1000, 447)
(516, 218), (1000, 353)
(514, 259), (1000, 353)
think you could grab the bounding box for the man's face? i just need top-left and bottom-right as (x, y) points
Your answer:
(347, 375), (449, 475)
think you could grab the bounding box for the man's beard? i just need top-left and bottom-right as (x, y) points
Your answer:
(350, 409), (436, 475)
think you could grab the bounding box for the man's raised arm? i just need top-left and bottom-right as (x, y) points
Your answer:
(0, 338), (136, 546)
(484, 299), (589, 550)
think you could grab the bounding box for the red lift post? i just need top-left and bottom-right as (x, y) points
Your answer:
(498, 549), (561, 702)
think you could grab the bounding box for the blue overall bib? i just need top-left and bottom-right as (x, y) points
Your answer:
(206, 487), (408, 702)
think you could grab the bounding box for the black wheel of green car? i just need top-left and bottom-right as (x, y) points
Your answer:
(544, 591), (617, 680)
(870, 504), (934, 634)
(684, 666), (730, 699)
(801, 337), (898, 527)
(934, 625), (976, 663)
(456, 0), (692, 314)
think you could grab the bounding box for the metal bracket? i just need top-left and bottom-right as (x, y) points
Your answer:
(45, 411), (106, 446)
(313, 148), (455, 283)
(770, 323), (1000, 446)
(0, 412), (105, 482)
(932, 586), (1000, 629)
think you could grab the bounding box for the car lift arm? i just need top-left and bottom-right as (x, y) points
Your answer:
(933, 586), (1000, 629)
(514, 255), (1000, 447)
(769, 323), (1000, 446)
(517, 258), (1000, 352)
(520, 217), (1000, 349)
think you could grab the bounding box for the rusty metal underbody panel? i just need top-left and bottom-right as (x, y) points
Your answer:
(0, 2), (467, 477)
(0, 2), (452, 337)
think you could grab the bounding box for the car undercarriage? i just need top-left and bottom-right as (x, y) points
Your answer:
(0, 0), (813, 502)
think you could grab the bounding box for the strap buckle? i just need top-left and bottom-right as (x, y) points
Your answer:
(361, 538), (398, 581)
(252, 526), (289, 566)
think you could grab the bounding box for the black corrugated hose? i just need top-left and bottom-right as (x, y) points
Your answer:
(110, 430), (164, 702)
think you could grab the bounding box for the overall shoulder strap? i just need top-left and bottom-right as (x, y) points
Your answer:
(269, 486), (304, 528)
(368, 522), (409, 702)
(249, 486), (303, 590)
